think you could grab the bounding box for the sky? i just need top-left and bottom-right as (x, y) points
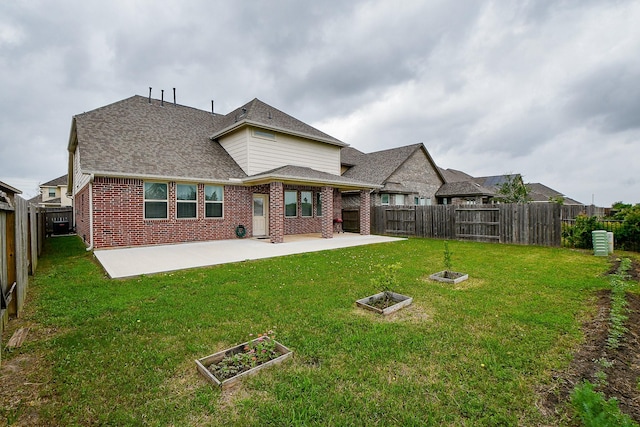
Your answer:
(1, 0), (639, 206)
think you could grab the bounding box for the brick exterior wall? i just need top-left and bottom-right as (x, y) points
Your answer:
(81, 177), (346, 248)
(359, 190), (371, 235)
(321, 186), (333, 238)
(88, 177), (252, 249)
(75, 184), (91, 245)
(269, 182), (284, 243)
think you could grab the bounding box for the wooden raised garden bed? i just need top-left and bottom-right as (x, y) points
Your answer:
(429, 270), (469, 284)
(196, 337), (292, 389)
(356, 291), (413, 316)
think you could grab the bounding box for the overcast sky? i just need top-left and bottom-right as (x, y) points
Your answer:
(1, 0), (639, 206)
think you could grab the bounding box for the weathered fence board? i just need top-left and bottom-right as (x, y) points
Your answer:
(372, 203), (563, 246)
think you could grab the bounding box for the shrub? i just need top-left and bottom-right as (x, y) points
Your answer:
(563, 215), (603, 249)
(570, 381), (637, 427)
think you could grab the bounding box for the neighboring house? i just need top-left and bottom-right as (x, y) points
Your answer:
(30, 174), (73, 207)
(527, 183), (582, 205)
(436, 171), (581, 205)
(340, 143), (446, 208)
(67, 95), (379, 249)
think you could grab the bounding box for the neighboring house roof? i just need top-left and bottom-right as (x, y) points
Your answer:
(436, 181), (495, 197)
(70, 95), (247, 182)
(439, 168), (474, 183)
(472, 174), (521, 190)
(528, 183), (583, 205)
(341, 143), (446, 188)
(211, 98), (346, 147)
(42, 174), (68, 187)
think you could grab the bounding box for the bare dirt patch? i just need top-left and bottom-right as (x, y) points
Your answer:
(539, 258), (640, 424)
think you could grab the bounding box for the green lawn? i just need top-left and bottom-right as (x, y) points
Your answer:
(2, 236), (622, 425)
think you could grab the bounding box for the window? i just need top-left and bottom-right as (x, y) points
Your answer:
(48, 188), (56, 198)
(253, 129), (276, 140)
(301, 191), (313, 217)
(414, 196), (419, 205)
(176, 184), (197, 218)
(426, 197), (432, 206)
(381, 194), (390, 205)
(316, 192), (322, 216)
(144, 182), (168, 219)
(395, 194), (405, 205)
(285, 191), (297, 217)
(205, 185), (224, 218)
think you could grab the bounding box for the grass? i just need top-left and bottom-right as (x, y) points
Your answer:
(2, 236), (628, 425)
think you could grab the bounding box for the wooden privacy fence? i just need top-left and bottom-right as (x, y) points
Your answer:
(371, 203), (563, 246)
(1, 196), (42, 366)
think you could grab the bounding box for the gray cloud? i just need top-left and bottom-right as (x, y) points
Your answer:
(1, 0), (639, 205)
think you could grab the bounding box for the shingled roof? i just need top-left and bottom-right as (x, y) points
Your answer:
(70, 95), (247, 182)
(244, 165), (380, 190)
(42, 174), (68, 187)
(435, 181), (495, 197)
(341, 143), (445, 186)
(211, 98), (346, 147)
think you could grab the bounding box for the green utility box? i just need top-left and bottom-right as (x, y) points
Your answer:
(592, 230), (608, 256)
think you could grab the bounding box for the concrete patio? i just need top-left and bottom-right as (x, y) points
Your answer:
(93, 233), (404, 278)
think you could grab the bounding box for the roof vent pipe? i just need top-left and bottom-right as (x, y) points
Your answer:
(211, 100), (214, 115)
(173, 88), (176, 106)
(148, 87), (152, 103)
(161, 89), (164, 106)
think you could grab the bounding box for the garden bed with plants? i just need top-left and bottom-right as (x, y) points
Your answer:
(196, 332), (292, 389)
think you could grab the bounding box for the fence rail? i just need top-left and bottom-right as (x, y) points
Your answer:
(372, 203), (563, 246)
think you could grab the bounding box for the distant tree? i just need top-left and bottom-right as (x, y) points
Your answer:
(495, 174), (531, 203)
(549, 195), (565, 205)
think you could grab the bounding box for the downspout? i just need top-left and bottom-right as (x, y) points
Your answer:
(86, 174), (94, 251)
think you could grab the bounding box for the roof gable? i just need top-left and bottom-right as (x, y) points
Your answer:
(341, 143), (445, 185)
(211, 98), (346, 147)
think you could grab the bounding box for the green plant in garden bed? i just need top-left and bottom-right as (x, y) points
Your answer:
(3, 236), (621, 426)
(208, 332), (278, 381)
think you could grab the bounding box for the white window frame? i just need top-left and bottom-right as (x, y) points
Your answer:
(144, 182), (168, 219)
(285, 190), (297, 218)
(381, 194), (390, 206)
(176, 183), (198, 219)
(395, 194), (405, 206)
(301, 191), (313, 217)
(204, 185), (224, 218)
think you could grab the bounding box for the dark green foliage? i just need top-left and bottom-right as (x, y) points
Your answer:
(571, 381), (637, 427)
(563, 214), (603, 249)
(495, 174), (532, 203)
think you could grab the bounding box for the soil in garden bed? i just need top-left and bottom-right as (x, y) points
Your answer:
(367, 292), (399, 310)
(539, 289), (640, 423)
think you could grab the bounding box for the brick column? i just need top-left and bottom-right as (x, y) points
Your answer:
(359, 190), (371, 235)
(269, 182), (284, 243)
(321, 186), (334, 239)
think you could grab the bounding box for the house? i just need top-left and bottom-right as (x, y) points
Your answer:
(30, 174), (73, 207)
(436, 170), (582, 205)
(67, 95), (379, 249)
(340, 143), (446, 208)
(527, 183), (582, 205)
